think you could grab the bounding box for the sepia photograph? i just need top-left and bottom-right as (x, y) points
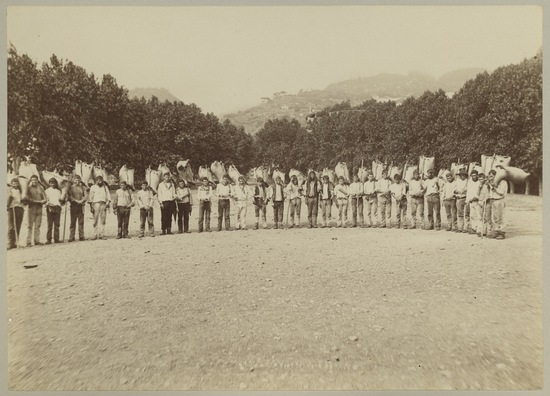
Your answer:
(4, 3), (544, 391)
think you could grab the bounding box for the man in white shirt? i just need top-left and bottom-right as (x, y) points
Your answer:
(88, 175), (111, 240)
(454, 168), (469, 233)
(271, 176), (286, 229)
(375, 170), (391, 228)
(488, 169), (508, 240)
(363, 172), (377, 227)
(285, 175), (303, 228)
(112, 180), (135, 239)
(303, 171), (321, 228)
(424, 168), (441, 230)
(197, 177), (213, 232)
(45, 178), (65, 244)
(157, 172), (176, 235)
(349, 174), (363, 227)
(136, 180), (155, 237)
(390, 174), (408, 229)
(319, 175), (334, 228)
(232, 176), (252, 230)
(465, 170), (481, 235)
(441, 173), (457, 231)
(253, 177), (269, 230)
(216, 175), (232, 231)
(7, 178), (24, 249)
(334, 176), (349, 227)
(408, 169), (425, 229)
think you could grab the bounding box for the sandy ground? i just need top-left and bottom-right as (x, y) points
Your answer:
(6, 193), (543, 390)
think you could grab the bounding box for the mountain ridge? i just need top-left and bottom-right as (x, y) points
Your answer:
(223, 68), (486, 133)
(128, 87), (182, 103)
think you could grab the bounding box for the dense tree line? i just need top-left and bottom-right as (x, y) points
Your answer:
(254, 51), (542, 192)
(8, 45), (542, 193)
(7, 45), (255, 182)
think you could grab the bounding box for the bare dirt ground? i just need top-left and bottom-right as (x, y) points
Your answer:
(6, 193), (542, 390)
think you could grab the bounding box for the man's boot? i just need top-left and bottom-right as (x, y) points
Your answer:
(254, 217), (259, 230)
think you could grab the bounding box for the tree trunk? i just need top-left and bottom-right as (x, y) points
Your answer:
(525, 178), (531, 195)
(509, 183), (515, 194)
(538, 174), (542, 196)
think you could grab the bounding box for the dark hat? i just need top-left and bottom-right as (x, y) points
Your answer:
(256, 177), (264, 182)
(120, 180), (127, 185)
(322, 175), (329, 180)
(459, 168), (468, 175)
(95, 175), (104, 180)
(470, 170), (479, 175)
(201, 176), (209, 181)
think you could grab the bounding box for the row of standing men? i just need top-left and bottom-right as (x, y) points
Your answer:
(6, 165), (507, 248)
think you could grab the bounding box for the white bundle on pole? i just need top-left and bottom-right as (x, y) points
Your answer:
(211, 161), (226, 182)
(272, 168), (285, 184)
(227, 164), (243, 184)
(357, 166), (369, 182)
(335, 162), (350, 183)
(389, 165), (403, 182)
(404, 165), (418, 182)
(176, 160), (193, 183)
(146, 167), (161, 192)
(419, 156), (435, 178)
(198, 165), (215, 183)
(289, 169), (306, 186)
(481, 154), (495, 175)
(322, 168), (337, 185)
(119, 165), (135, 189)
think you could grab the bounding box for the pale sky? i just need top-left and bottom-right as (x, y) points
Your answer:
(7, 6), (542, 115)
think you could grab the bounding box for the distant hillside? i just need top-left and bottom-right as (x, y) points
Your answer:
(223, 68), (486, 134)
(438, 68), (487, 92)
(129, 88), (181, 102)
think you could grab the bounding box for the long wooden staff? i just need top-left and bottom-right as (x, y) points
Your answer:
(61, 180), (70, 242)
(481, 201), (486, 239)
(62, 203), (68, 242)
(285, 195), (290, 228)
(12, 206), (20, 249)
